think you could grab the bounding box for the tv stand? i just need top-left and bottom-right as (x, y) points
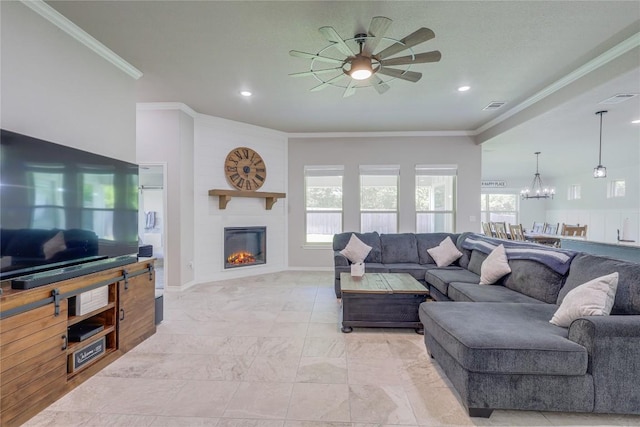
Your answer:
(0, 259), (156, 427)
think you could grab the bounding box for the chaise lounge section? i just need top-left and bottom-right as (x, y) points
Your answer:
(419, 232), (640, 417)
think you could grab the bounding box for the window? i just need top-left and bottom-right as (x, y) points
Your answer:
(416, 165), (457, 232)
(360, 165), (399, 233)
(607, 180), (625, 198)
(304, 166), (343, 243)
(568, 184), (581, 200)
(481, 193), (518, 225)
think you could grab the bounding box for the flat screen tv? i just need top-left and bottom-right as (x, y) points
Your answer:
(1, 129), (139, 284)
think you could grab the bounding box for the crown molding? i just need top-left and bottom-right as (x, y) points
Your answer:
(136, 102), (198, 117)
(288, 130), (475, 139)
(20, 0), (143, 80)
(474, 31), (640, 136)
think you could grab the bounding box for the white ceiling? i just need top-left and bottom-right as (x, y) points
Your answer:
(47, 1), (640, 178)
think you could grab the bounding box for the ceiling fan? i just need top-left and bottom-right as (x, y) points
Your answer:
(289, 16), (442, 97)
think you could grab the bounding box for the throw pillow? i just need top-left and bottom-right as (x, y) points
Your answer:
(42, 231), (67, 260)
(479, 244), (511, 285)
(427, 236), (463, 267)
(550, 272), (619, 328)
(340, 234), (372, 264)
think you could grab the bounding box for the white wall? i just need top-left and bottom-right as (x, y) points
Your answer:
(545, 162), (640, 243)
(288, 135), (481, 268)
(194, 115), (288, 282)
(1, 1), (136, 162)
(136, 107), (195, 289)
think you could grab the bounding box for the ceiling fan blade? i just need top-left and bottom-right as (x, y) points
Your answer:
(377, 67), (422, 82)
(289, 68), (343, 77)
(364, 16), (392, 55)
(376, 27), (435, 60)
(343, 80), (357, 98)
(380, 50), (442, 66)
(371, 75), (390, 94)
(289, 50), (344, 65)
(310, 74), (346, 92)
(319, 26), (355, 57)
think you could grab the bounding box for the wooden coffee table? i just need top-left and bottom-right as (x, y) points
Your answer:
(340, 273), (430, 334)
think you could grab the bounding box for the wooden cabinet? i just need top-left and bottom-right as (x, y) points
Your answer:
(0, 259), (156, 427)
(0, 303), (68, 427)
(118, 266), (156, 352)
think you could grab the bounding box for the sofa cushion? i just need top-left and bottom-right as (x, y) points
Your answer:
(416, 233), (457, 265)
(419, 302), (588, 376)
(425, 268), (479, 296)
(340, 234), (372, 263)
(467, 250), (488, 276)
(380, 233), (419, 264)
(503, 260), (566, 304)
(385, 263), (432, 282)
(427, 237), (463, 267)
(448, 282), (545, 304)
(559, 253), (640, 315)
(551, 272), (619, 327)
(333, 232), (382, 263)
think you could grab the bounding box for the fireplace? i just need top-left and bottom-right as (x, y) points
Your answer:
(224, 227), (266, 269)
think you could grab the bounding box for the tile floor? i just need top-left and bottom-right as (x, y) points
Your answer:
(26, 271), (640, 427)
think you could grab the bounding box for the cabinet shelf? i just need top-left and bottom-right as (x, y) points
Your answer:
(66, 326), (115, 354)
(67, 302), (116, 326)
(208, 189), (286, 210)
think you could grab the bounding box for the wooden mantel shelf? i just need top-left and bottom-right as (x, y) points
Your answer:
(209, 189), (286, 210)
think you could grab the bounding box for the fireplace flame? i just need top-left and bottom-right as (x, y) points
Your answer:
(227, 251), (256, 265)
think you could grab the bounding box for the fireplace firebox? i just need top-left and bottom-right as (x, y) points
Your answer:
(224, 227), (266, 269)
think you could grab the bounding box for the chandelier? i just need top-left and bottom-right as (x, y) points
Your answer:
(521, 152), (554, 200)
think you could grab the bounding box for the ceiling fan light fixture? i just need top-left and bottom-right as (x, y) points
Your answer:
(349, 56), (373, 80)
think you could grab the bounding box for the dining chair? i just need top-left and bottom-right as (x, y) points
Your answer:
(531, 222), (545, 234)
(543, 222), (559, 235)
(482, 222), (493, 236)
(493, 222), (509, 239)
(509, 224), (525, 241)
(562, 224), (587, 237)
(560, 223), (578, 235)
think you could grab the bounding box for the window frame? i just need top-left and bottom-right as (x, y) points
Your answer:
(480, 192), (520, 226)
(303, 165), (344, 245)
(359, 165), (400, 234)
(415, 165), (457, 233)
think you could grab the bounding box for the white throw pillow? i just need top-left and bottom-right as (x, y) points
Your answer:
(427, 236), (463, 267)
(479, 244), (511, 285)
(550, 272), (619, 328)
(340, 234), (372, 264)
(42, 231), (67, 260)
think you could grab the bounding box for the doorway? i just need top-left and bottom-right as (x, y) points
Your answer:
(139, 163), (167, 289)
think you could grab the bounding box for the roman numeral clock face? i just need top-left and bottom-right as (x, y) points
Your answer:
(224, 147), (266, 191)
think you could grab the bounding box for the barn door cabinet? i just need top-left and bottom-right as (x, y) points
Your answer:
(0, 259), (156, 427)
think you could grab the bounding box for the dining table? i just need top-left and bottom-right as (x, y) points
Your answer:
(523, 233), (561, 246)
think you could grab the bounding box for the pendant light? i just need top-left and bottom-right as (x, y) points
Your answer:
(521, 152), (554, 200)
(593, 110), (608, 178)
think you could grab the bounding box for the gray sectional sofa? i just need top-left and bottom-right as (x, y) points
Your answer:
(332, 231), (640, 418)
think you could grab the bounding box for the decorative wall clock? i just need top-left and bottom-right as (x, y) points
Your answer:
(224, 147), (266, 191)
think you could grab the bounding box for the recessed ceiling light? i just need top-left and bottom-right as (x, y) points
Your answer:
(240, 91), (252, 97)
(632, 119), (640, 124)
(458, 86), (470, 92)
